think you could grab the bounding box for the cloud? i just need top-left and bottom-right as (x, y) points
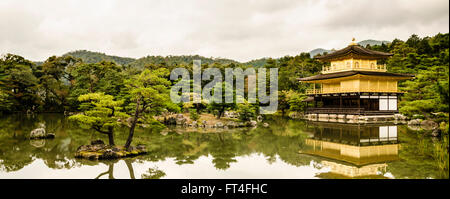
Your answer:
(0, 0), (448, 62)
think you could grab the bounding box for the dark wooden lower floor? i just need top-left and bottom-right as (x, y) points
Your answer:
(304, 93), (401, 115)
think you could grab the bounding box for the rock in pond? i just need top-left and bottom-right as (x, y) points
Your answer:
(30, 128), (46, 138)
(30, 123), (55, 139)
(408, 119), (421, 126)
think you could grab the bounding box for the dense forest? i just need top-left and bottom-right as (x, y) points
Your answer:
(60, 50), (241, 70)
(366, 33), (449, 122)
(1, 33), (448, 122)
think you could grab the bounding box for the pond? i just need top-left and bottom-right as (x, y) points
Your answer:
(0, 114), (446, 179)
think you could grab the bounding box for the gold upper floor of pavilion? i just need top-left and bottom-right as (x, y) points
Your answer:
(298, 39), (414, 95)
(321, 59), (387, 74)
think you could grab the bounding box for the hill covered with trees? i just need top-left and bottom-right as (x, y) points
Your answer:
(63, 50), (136, 66)
(127, 55), (239, 69)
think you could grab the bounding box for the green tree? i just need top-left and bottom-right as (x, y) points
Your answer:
(67, 61), (125, 110)
(208, 82), (236, 119)
(189, 109), (200, 121)
(277, 90), (307, 116)
(124, 68), (180, 150)
(69, 93), (129, 145)
(236, 100), (256, 122)
(288, 91), (307, 112)
(37, 56), (80, 111)
(0, 90), (13, 113)
(278, 90), (291, 116)
(0, 54), (40, 112)
(399, 65), (449, 118)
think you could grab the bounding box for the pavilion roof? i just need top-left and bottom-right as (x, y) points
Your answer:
(316, 44), (393, 61)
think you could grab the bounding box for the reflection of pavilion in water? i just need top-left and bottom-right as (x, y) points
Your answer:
(301, 122), (399, 178)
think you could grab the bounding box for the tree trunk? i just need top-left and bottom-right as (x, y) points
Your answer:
(107, 127), (115, 146)
(125, 98), (141, 150)
(217, 106), (225, 119)
(195, 104), (201, 114)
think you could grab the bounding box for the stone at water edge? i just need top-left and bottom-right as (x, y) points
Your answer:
(256, 115), (263, 122)
(420, 120), (438, 129)
(77, 145), (90, 152)
(215, 122), (224, 128)
(112, 146), (121, 152)
(407, 119), (421, 126)
(176, 117), (187, 125)
(30, 128), (46, 139)
(249, 120), (257, 127)
(394, 114), (407, 120)
(226, 121), (237, 128)
(91, 144), (106, 151)
(136, 144), (147, 151)
(29, 126), (54, 139)
(160, 130), (169, 136)
(126, 146), (136, 152)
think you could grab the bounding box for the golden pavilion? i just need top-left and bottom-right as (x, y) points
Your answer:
(299, 39), (414, 121)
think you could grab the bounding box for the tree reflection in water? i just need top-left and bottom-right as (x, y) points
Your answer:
(0, 114), (446, 179)
(93, 159), (148, 179)
(141, 167), (166, 179)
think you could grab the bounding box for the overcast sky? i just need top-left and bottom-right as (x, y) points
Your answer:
(1, 0), (448, 62)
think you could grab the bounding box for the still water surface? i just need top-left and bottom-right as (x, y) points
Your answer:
(0, 114), (445, 179)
